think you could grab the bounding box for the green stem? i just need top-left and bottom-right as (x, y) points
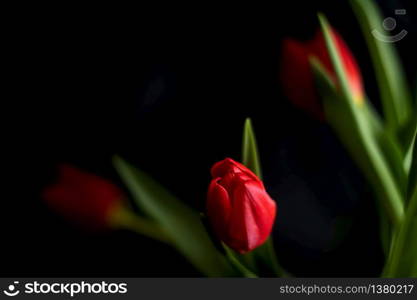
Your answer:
(263, 238), (286, 277)
(110, 206), (171, 244)
(223, 245), (258, 278)
(383, 189), (417, 276)
(240, 251), (258, 273)
(355, 112), (405, 227)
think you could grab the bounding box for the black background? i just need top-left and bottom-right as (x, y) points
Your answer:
(3, 0), (416, 277)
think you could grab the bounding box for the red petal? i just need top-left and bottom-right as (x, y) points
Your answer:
(43, 164), (122, 230)
(211, 158), (260, 183)
(206, 177), (232, 242)
(227, 180), (276, 253)
(280, 38), (324, 120)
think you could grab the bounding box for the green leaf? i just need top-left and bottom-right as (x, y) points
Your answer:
(399, 115), (417, 156)
(317, 14), (355, 105)
(311, 58), (390, 256)
(402, 217), (417, 277)
(363, 104), (407, 198)
(412, 258), (417, 277)
(317, 14), (405, 227)
(242, 118), (262, 178)
(407, 128), (417, 199)
(113, 156), (237, 277)
(378, 205), (392, 257)
(311, 35), (414, 276)
(350, 0), (413, 132)
(110, 206), (171, 244)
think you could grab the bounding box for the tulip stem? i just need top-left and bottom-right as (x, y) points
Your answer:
(110, 206), (172, 244)
(223, 245), (258, 278)
(253, 238), (286, 277)
(265, 239), (285, 277)
(383, 189), (417, 277)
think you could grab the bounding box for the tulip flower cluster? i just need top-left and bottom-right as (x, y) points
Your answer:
(41, 0), (416, 278)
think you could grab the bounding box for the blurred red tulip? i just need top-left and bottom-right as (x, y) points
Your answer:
(43, 164), (123, 230)
(280, 27), (364, 119)
(206, 158), (276, 253)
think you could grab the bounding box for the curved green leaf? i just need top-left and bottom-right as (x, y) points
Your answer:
(311, 58), (392, 254)
(113, 156), (237, 277)
(364, 104), (407, 198)
(110, 207), (171, 244)
(407, 129), (417, 199)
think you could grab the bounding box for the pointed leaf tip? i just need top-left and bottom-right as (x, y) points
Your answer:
(242, 118), (262, 178)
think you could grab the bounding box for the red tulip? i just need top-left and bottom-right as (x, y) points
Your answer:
(280, 27), (364, 119)
(206, 158), (276, 253)
(43, 164), (124, 230)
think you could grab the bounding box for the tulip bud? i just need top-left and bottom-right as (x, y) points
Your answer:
(280, 27), (364, 119)
(42, 164), (124, 230)
(206, 158), (276, 254)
